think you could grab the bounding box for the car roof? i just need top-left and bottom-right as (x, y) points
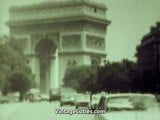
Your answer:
(105, 93), (156, 99)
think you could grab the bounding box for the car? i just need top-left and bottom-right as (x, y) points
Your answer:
(60, 94), (75, 106)
(74, 94), (90, 109)
(27, 88), (41, 102)
(0, 92), (20, 103)
(41, 94), (50, 101)
(0, 91), (9, 103)
(10, 92), (20, 102)
(0, 95), (10, 104)
(49, 88), (61, 102)
(95, 93), (160, 120)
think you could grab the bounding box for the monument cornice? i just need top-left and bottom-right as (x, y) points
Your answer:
(10, 0), (107, 12)
(7, 15), (111, 27)
(58, 50), (106, 56)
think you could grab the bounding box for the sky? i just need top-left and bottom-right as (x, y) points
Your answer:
(0, 0), (160, 62)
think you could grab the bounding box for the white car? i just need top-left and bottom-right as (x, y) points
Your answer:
(27, 88), (41, 102)
(60, 94), (75, 106)
(41, 94), (50, 101)
(95, 93), (160, 120)
(74, 94), (90, 109)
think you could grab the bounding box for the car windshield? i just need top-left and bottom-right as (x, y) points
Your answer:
(76, 94), (89, 100)
(62, 95), (73, 99)
(107, 95), (157, 111)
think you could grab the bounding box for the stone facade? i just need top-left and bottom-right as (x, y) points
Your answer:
(8, 0), (110, 94)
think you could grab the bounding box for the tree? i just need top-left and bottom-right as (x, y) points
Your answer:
(63, 65), (99, 93)
(98, 59), (136, 93)
(7, 71), (31, 101)
(0, 36), (32, 97)
(63, 59), (137, 94)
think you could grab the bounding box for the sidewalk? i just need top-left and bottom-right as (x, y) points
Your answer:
(0, 102), (24, 120)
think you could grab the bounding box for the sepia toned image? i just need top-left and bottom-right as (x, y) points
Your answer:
(0, 0), (160, 120)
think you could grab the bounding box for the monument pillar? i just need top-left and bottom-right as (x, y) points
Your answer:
(50, 49), (59, 89)
(30, 55), (40, 88)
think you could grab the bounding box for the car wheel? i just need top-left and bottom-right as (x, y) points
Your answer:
(75, 105), (78, 109)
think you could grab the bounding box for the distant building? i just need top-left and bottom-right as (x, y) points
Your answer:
(7, 0), (110, 94)
(136, 22), (160, 72)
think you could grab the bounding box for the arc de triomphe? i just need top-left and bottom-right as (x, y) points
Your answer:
(8, 0), (110, 94)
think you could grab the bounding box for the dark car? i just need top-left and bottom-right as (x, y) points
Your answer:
(49, 88), (61, 101)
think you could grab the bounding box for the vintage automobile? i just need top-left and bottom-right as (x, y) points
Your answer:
(95, 93), (160, 120)
(74, 94), (90, 109)
(41, 94), (50, 101)
(0, 95), (10, 104)
(49, 88), (61, 101)
(0, 91), (9, 103)
(27, 88), (41, 102)
(0, 92), (20, 103)
(10, 92), (20, 102)
(60, 94), (75, 106)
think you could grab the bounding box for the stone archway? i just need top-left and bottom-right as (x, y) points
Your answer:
(8, 0), (109, 95)
(35, 38), (57, 94)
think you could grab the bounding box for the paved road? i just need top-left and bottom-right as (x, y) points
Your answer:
(1, 102), (160, 120)
(0, 102), (94, 120)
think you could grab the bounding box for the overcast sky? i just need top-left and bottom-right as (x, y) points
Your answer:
(0, 0), (160, 61)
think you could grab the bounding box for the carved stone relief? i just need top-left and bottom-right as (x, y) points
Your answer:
(86, 35), (105, 50)
(62, 34), (81, 48)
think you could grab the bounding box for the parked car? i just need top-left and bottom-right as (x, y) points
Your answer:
(10, 92), (20, 102)
(74, 94), (90, 109)
(60, 94), (75, 106)
(0, 95), (10, 104)
(95, 93), (160, 120)
(49, 88), (61, 101)
(27, 88), (41, 102)
(41, 94), (50, 101)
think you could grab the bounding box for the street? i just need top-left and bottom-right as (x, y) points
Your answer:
(0, 102), (94, 120)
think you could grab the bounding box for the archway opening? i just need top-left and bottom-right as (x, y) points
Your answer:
(35, 39), (57, 94)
